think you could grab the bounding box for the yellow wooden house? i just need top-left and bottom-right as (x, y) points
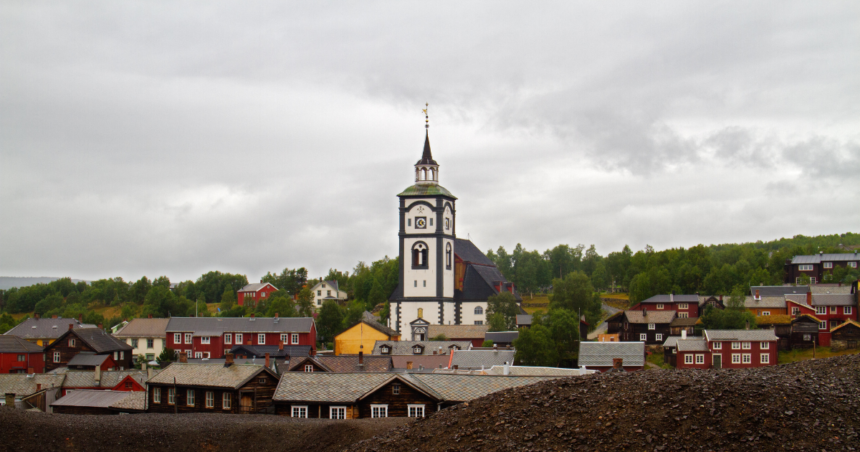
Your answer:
(335, 312), (400, 356)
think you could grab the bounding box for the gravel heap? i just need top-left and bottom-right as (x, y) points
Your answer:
(0, 409), (408, 452)
(350, 354), (860, 451)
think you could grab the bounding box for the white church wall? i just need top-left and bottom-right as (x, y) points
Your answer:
(460, 301), (489, 326)
(404, 201), (437, 234)
(403, 237), (437, 298)
(443, 238), (454, 298)
(397, 301), (442, 333)
(442, 302), (456, 325)
(443, 204), (454, 235)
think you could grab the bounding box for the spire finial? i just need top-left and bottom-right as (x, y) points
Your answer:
(423, 103), (429, 129)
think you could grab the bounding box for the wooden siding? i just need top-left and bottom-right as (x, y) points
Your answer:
(357, 380), (437, 419)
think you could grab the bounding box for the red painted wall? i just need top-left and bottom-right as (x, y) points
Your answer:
(237, 284), (278, 307)
(166, 324), (317, 359)
(112, 375), (145, 392)
(0, 352), (45, 374)
(707, 340), (777, 369)
(675, 351), (712, 369)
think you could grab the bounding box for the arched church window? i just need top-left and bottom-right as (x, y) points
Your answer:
(418, 308), (423, 319)
(474, 306), (483, 315)
(446, 243), (452, 270)
(429, 168), (435, 180)
(412, 242), (429, 269)
(421, 168), (427, 181)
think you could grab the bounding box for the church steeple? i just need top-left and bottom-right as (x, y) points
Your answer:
(415, 104), (439, 186)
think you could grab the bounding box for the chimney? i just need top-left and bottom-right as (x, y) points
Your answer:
(51, 315), (57, 319)
(35, 313), (40, 320)
(407, 361), (413, 370)
(78, 314), (83, 322)
(224, 353), (234, 367)
(681, 330), (687, 340)
(670, 293), (674, 303)
(755, 290), (760, 300)
(68, 324), (74, 331)
(36, 384), (41, 392)
(358, 351), (364, 365)
(179, 353), (187, 363)
(148, 314), (152, 319)
(719, 295), (723, 302)
(147, 367), (153, 380)
(643, 308), (647, 317)
(275, 312), (279, 319)
(807, 290), (812, 306)
(251, 313), (255, 318)
(279, 341), (284, 351)
(94, 366), (101, 384)
(503, 361), (510, 375)
(97, 323), (103, 330)
(5, 393), (14, 407)
(613, 358), (623, 370)
(265, 353), (270, 368)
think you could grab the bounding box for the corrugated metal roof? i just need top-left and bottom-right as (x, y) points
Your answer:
(516, 314), (533, 326)
(165, 317), (314, 334)
(578, 342), (645, 368)
(704, 329), (778, 341)
(792, 253), (860, 264)
(51, 389), (145, 411)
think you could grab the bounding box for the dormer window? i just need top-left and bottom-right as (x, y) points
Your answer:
(412, 345), (423, 355)
(380, 346), (390, 354)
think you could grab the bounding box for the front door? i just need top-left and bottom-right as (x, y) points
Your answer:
(240, 394), (253, 414)
(713, 354), (722, 369)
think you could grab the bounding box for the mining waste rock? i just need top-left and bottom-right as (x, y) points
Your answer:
(0, 408), (408, 452)
(350, 354), (860, 451)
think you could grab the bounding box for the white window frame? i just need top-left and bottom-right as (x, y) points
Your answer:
(684, 354), (693, 364)
(846, 306), (853, 315)
(695, 354), (705, 364)
(732, 354), (740, 364)
(742, 353), (751, 364)
(292, 333), (299, 344)
(678, 303), (689, 310)
(223, 393), (231, 409)
(153, 387), (161, 404)
(195, 352), (202, 358)
(648, 323), (655, 330)
(330, 406), (346, 419)
(235, 333), (243, 344)
(731, 342), (740, 350)
(408, 404), (425, 418)
(741, 342), (751, 350)
(655, 333), (663, 342)
(761, 311), (770, 316)
(187, 389), (196, 407)
(184, 333), (192, 344)
(53, 352), (61, 363)
(792, 307), (800, 316)
(815, 306), (826, 315)
(371, 404), (388, 418)
(849, 262), (858, 268)
(292, 405), (308, 418)
(168, 388), (175, 405)
(69, 338), (76, 347)
(760, 353), (770, 364)
(810, 277), (817, 284)
(639, 333), (647, 341)
(656, 304), (664, 310)
(799, 264), (813, 271)
(201, 336), (210, 345)
(258, 334), (265, 345)
(186, 350), (192, 358)
(224, 334), (232, 344)
(280, 334), (288, 344)
(174, 333), (182, 344)
(823, 262), (833, 269)
(713, 342), (722, 350)
(820, 321), (827, 330)
(678, 312), (689, 319)
(760, 342), (770, 350)
(304, 365), (313, 372)
(205, 391), (214, 408)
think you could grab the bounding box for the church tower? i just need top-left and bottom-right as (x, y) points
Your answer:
(390, 107), (457, 337)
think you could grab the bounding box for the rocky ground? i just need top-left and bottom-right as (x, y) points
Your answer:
(350, 354), (860, 451)
(0, 408), (408, 452)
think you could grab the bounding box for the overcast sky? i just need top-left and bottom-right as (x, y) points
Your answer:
(1, 1), (858, 284)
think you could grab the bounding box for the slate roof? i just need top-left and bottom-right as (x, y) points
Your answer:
(622, 310), (676, 324)
(60, 328), (133, 353)
(67, 353), (110, 367)
(703, 329), (778, 341)
(669, 317), (699, 327)
(428, 324), (488, 339)
(516, 314), (533, 326)
(288, 355), (393, 372)
(0, 374), (66, 397)
(0, 335), (44, 353)
(750, 286), (809, 297)
(481, 366), (589, 377)
(165, 317), (314, 334)
(239, 282), (276, 292)
(4, 318), (95, 340)
(791, 253), (860, 264)
(485, 331), (519, 343)
(676, 338), (709, 352)
(454, 239), (496, 266)
(62, 369), (153, 388)
(229, 344), (310, 359)
(578, 342), (645, 368)
(409, 374), (557, 402)
(742, 296), (787, 309)
(360, 311), (399, 337)
(457, 265), (507, 301)
(371, 340), (471, 355)
(450, 349), (515, 369)
(808, 294), (856, 307)
(391, 354), (451, 370)
(273, 372), (399, 403)
(640, 294), (700, 303)
(51, 389), (146, 411)
(112, 318), (170, 338)
(147, 363), (276, 389)
(810, 285), (854, 295)
(662, 336), (682, 348)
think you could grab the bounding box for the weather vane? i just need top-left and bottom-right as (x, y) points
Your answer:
(423, 103), (429, 129)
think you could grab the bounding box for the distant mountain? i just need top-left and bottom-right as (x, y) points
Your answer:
(0, 277), (89, 291)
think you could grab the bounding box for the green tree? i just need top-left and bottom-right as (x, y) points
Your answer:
(550, 271), (602, 326)
(34, 292), (64, 316)
(265, 292), (298, 317)
(591, 261), (608, 292)
(429, 334), (448, 341)
(296, 287), (314, 317)
(545, 308), (580, 364)
(219, 287), (236, 312)
(699, 286), (757, 330)
(156, 347), (176, 367)
(513, 325), (558, 366)
(0, 313), (17, 334)
(153, 276), (171, 289)
(316, 299), (345, 342)
(486, 291), (519, 331)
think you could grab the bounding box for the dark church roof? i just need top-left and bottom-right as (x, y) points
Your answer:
(454, 239), (495, 266)
(416, 131), (438, 165)
(398, 184), (456, 198)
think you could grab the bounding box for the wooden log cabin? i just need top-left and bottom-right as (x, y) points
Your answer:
(42, 326), (133, 372)
(146, 353), (279, 414)
(830, 320), (860, 351)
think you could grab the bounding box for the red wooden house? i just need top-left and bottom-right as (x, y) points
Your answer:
(43, 326), (134, 372)
(631, 294), (700, 318)
(237, 282), (279, 307)
(786, 291), (858, 346)
(60, 369), (151, 397)
(675, 329), (778, 370)
(165, 315), (316, 359)
(0, 336), (45, 374)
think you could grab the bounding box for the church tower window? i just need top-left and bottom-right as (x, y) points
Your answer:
(412, 242), (429, 269)
(446, 243), (452, 270)
(474, 306), (483, 315)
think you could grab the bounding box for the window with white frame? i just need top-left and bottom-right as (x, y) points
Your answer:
(408, 404), (425, 418)
(830, 306), (837, 314)
(741, 342), (750, 350)
(304, 365), (313, 372)
(371, 405), (388, 418)
(195, 352), (202, 358)
(679, 312), (689, 319)
(292, 334), (299, 344)
(695, 354), (705, 364)
(153, 388), (161, 403)
(292, 406), (308, 418)
(846, 306), (853, 315)
(799, 264), (813, 271)
(168, 388), (175, 405)
(392, 384), (400, 395)
(225, 334), (232, 344)
(223, 393), (231, 409)
(70, 338), (76, 347)
(742, 354), (751, 364)
(147, 339), (154, 348)
(258, 334), (265, 344)
(186, 350), (192, 358)
(732, 342), (740, 350)
(53, 352), (60, 363)
(185, 333), (192, 344)
(849, 262), (858, 268)
(656, 304), (664, 310)
(235, 333), (243, 344)
(174, 333), (182, 344)
(792, 307), (800, 316)
(648, 323), (655, 330)
(640, 333), (647, 341)
(760, 354), (770, 364)
(810, 277), (817, 284)
(713, 342), (722, 350)
(281, 334), (288, 344)
(474, 320), (484, 325)
(732, 354), (740, 364)
(684, 355), (693, 364)
(678, 303), (689, 310)
(823, 262), (833, 269)
(330, 406), (346, 419)
(205, 391), (214, 408)
(819, 321), (827, 330)
(760, 342), (770, 349)
(816, 306), (826, 315)
(655, 334), (663, 341)
(201, 336), (210, 344)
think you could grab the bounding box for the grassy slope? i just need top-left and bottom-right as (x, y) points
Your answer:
(778, 346), (860, 364)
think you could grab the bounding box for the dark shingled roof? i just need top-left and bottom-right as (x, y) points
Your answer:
(640, 294), (701, 303)
(0, 335), (44, 353)
(67, 353), (111, 367)
(485, 331), (519, 343)
(288, 355), (393, 373)
(454, 239), (496, 266)
(750, 286), (810, 297)
(361, 311), (399, 337)
(4, 318), (95, 340)
(55, 328), (133, 353)
(228, 344), (310, 359)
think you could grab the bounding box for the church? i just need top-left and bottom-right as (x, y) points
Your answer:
(387, 114), (522, 339)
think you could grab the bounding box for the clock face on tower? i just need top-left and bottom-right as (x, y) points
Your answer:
(415, 217), (427, 229)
